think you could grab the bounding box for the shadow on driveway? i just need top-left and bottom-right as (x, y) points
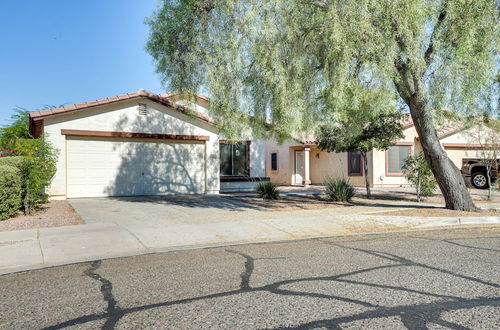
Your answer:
(105, 195), (264, 211)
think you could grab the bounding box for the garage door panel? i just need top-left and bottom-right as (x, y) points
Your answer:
(67, 137), (206, 198)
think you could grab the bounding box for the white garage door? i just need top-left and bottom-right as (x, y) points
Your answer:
(66, 137), (206, 198)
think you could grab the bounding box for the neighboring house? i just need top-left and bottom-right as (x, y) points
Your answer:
(29, 90), (267, 198)
(266, 116), (493, 187)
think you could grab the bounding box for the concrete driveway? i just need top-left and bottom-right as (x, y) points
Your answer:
(69, 195), (263, 225)
(67, 195), (285, 254)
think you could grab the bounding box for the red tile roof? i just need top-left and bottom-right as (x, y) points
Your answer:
(297, 113), (463, 145)
(29, 89), (214, 125)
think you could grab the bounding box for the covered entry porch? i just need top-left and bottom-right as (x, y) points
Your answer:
(290, 145), (360, 187)
(266, 140), (368, 187)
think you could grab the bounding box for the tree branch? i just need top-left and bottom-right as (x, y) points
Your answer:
(424, 1), (448, 66)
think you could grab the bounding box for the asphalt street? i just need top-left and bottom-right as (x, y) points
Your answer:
(1, 227), (499, 329)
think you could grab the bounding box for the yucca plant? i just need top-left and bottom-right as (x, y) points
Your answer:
(324, 177), (355, 202)
(255, 181), (280, 200)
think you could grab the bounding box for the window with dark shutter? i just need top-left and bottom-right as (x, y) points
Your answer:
(271, 153), (278, 171)
(348, 151), (363, 176)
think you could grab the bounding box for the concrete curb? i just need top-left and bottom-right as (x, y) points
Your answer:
(1, 220), (498, 277)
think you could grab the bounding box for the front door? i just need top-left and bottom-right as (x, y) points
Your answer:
(294, 150), (304, 185)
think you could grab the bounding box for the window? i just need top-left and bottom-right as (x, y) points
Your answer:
(348, 151), (363, 176)
(387, 145), (411, 175)
(271, 153), (278, 171)
(220, 142), (249, 176)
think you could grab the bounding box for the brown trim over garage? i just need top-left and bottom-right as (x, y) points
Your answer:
(61, 129), (209, 141)
(443, 143), (495, 149)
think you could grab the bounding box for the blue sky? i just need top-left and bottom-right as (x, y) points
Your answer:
(0, 0), (163, 126)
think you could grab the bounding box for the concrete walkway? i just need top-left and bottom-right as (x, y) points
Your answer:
(1, 196), (499, 275)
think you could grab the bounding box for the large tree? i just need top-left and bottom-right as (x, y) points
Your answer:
(146, 0), (498, 211)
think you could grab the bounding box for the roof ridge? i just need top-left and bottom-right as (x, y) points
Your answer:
(29, 89), (214, 125)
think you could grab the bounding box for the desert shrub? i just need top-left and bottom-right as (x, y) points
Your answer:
(402, 153), (437, 202)
(0, 138), (58, 214)
(0, 165), (23, 220)
(325, 177), (355, 202)
(255, 181), (280, 200)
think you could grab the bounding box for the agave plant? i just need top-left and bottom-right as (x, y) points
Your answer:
(255, 181), (280, 200)
(324, 177), (355, 202)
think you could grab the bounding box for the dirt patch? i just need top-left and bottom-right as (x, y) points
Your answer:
(369, 208), (499, 218)
(354, 189), (499, 204)
(226, 195), (347, 211)
(228, 192), (499, 217)
(0, 200), (84, 232)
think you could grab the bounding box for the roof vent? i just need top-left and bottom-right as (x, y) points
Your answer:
(138, 103), (148, 116)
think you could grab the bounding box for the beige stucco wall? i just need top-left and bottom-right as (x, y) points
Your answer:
(371, 126), (419, 187)
(265, 139), (297, 185)
(309, 149), (373, 187)
(265, 140), (374, 187)
(249, 139), (266, 177)
(267, 123), (497, 188)
(43, 99), (220, 197)
(439, 126), (497, 168)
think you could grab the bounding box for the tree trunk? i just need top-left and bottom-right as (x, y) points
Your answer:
(407, 96), (478, 211)
(362, 151), (371, 199)
(416, 174), (421, 203)
(486, 164), (492, 200)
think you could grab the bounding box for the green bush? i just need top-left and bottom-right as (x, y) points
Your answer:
(402, 153), (437, 202)
(255, 181), (280, 200)
(325, 177), (355, 202)
(0, 156), (24, 167)
(0, 165), (23, 220)
(0, 138), (58, 215)
(0, 109), (58, 215)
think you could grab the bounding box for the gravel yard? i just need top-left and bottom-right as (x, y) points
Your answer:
(0, 200), (84, 232)
(227, 192), (500, 213)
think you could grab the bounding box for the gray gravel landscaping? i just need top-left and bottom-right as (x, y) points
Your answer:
(0, 200), (84, 232)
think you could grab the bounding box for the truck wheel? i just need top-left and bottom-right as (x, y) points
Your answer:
(471, 172), (489, 189)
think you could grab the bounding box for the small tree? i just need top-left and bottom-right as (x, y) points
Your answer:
(402, 153), (437, 202)
(0, 108), (59, 214)
(317, 108), (404, 199)
(0, 108), (31, 153)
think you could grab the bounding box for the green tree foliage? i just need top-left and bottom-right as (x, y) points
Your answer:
(402, 153), (437, 202)
(0, 107), (30, 154)
(0, 110), (59, 215)
(146, 0), (498, 210)
(317, 107), (404, 198)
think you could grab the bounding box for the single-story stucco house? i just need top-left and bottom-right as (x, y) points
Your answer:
(265, 116), (494, 188)
(29, 90), (268, 198)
